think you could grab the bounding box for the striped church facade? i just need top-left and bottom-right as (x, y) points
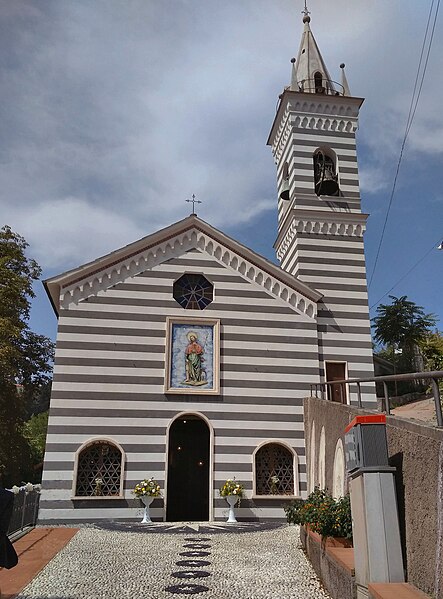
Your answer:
(39, 220), (323, 523)
(39, 15), (377, 524)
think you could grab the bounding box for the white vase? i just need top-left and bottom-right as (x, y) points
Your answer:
(225, 494), (238, 523)
(140, 495), (155, 523)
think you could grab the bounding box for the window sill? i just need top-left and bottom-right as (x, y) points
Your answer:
(71, 495), (125, 500)
(252, 495), (300, 500)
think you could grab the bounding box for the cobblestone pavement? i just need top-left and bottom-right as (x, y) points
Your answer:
(16, 523), (331, 599)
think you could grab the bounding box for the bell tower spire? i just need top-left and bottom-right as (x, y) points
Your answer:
(290, 6), (336, 94)
(267, 7), (376, 407)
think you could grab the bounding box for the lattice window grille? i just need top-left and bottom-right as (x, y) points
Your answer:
(76, 442), (122, 497)
(255, 443), (294, 495)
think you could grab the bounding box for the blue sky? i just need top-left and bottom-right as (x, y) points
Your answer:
(1, 0), (441, 341)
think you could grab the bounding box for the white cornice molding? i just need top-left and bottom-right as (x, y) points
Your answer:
(272, 112), (357, 163)
(276, 211), (368, 260)
(268, 89), (362, 150)
(55, 226), (319, 319)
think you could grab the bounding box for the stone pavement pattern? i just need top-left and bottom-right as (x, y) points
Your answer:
(15, 524), (331, 598)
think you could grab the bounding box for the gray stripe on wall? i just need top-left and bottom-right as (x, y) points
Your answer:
(297, 256), (365, 267)
(49, 391), (307, 406)
(60, 311), (317, 330)
(47, 425), (305, 438)
(294, 151), (357, 163)
(43, 442), (306, 456)
(295, 244), (365, 255)
(318, 338), (373, 349)
(297, 269), (367, 280)
(53, 358), (319, 376)
(48, 407), (305, 422)
(293, 129), (356, 142)
(317, 324), (371, 334)
(317, 310), (370, 321)
(51, 374), (316, 390)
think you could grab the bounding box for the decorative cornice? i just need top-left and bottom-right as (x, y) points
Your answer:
(291, 114), (356, 132)
(268, 89), (363, 149)
(275, 211), (368, 260)
(47, 218), (320, 319)
(272, 110), (357, 164)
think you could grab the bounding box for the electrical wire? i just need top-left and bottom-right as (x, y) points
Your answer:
(367, 0), (441, 289)
(369, 235), (442, 311)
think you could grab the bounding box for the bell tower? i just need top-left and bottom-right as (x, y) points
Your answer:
(267, 9), (376, 405)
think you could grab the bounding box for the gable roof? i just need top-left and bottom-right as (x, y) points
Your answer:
(44, 214), (322, 318)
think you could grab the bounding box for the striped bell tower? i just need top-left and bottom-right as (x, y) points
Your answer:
(267, 9), (376, 405)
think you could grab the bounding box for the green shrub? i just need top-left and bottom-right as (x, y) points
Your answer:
(284, 487), (353, 541)
(284, 498), (306, 525)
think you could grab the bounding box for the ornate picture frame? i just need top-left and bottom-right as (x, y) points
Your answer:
(164, 317), (220, 395)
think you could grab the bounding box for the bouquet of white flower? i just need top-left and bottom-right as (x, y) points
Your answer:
(133, 478), (161, 498)
(219, 478), (244, 498)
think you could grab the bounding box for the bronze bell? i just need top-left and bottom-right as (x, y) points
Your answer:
(317, 169), (339, 196)
(279, 178), (290, 201)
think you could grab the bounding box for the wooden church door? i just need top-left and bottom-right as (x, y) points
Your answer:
(325, 362), (347, 403)
(166, 415), (210, 521)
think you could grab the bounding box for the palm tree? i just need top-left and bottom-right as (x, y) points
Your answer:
(372, 296), (437, 387)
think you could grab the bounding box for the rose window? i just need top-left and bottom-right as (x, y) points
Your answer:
(173, 274), (213, 310)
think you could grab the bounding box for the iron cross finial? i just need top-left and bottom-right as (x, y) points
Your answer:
(302, 0), (310, 17)
(186, 194), (202, 215)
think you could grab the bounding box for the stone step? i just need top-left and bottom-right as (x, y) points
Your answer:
(368, 582), (431, 599)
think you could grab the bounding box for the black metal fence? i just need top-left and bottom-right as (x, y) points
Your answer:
(7, 484), (41, 537)
(309, 370), (443, 427)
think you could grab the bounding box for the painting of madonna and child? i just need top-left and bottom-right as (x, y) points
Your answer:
(165, 318), (220, 394)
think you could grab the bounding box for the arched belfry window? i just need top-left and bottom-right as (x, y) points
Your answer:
(255, 442), (296, 496)
(75, 440), (123, 497)
(314, 71), (324, 93)
(279, 162), (290, 201)
(173, 274), (213, 310)
(313, 149), (340, 196)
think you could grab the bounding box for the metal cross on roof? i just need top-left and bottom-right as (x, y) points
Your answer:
(186, 194), (202, 215)
(302, 0), (310, 17)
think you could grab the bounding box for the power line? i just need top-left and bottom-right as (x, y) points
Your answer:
(367, 0), (440, 289)
(369, 235), (442, 311)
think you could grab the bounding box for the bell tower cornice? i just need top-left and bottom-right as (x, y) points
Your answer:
(267, 89), (364, 152)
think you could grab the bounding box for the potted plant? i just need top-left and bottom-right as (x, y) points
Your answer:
(219, 478), (244, 523)
(133, 478), (161, 524)
(284, 487), (353, 547)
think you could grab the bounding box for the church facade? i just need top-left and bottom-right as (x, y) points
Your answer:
(39, 12), (375, 524)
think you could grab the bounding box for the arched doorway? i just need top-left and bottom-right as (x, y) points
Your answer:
(166, 414), (210, 521)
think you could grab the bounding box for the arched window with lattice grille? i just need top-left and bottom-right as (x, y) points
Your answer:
(254, 442), (298, 496)
(74, 439), (124, 497)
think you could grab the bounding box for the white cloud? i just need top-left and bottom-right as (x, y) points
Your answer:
(3, 197), (146, 270)
(0, 0), (441, 274)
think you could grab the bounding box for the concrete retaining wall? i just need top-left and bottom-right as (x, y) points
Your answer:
(303, 396), (443, 598)
(300, 525), (355, 599)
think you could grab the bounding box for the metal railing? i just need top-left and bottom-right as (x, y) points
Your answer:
(310, 370), (443, 427)
(7, 484), (41, 537)
(296, 78), (345, 96)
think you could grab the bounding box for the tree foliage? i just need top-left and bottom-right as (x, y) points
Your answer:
(23, 411), (49, 464)
(0, 225), (54, 486)
(372, 296), (437, 391)
(420, 331), (443, 373)
(372, 295), (437, 351)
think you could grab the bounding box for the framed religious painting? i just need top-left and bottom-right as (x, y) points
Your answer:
(165, 317), (220, 395)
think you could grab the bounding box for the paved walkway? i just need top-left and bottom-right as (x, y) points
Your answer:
(4, 523), (331, 599)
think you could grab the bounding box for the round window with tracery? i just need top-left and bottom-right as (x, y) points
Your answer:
(173, 274), (213, 310)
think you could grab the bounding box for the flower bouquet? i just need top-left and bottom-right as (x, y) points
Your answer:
(133, 477), (161, 498)
(134, 478), (161, 524)
(219, 478), (244, 500)
(220, 478), (244, 523)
